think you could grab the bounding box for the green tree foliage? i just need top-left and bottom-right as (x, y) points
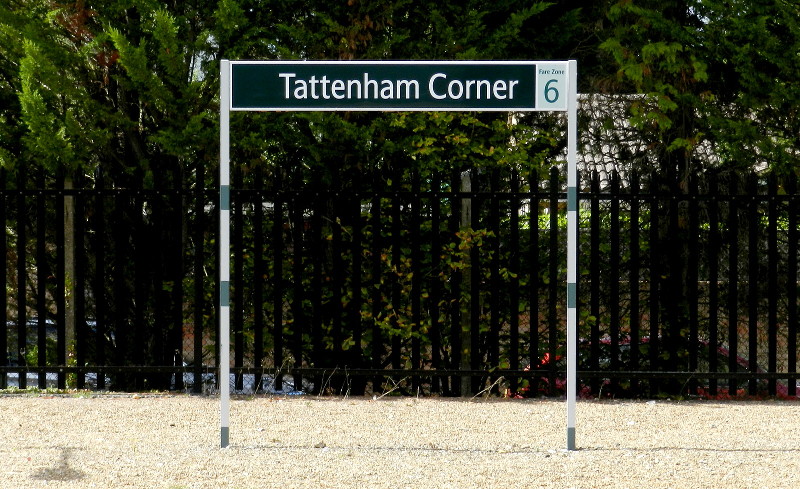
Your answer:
(3, 0), (797, 203)
(2, 1), (220, 183)
(698, 0), (800, 174)
(599, 0), (800, 177)
(600, 0), (711, 181)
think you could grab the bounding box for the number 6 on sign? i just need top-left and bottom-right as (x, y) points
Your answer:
(544, 79), (559, 103)
(536, 62), (568, 110)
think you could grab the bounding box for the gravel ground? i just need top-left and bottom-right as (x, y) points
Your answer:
(0, 394), (798, 488)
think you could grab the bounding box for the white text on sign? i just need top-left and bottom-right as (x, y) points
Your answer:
(279, 72), (521, 102)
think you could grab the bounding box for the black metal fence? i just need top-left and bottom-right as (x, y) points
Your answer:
(1, 165), (798, 397)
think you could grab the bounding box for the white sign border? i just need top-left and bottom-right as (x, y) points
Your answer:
(227, 60), (569, 112)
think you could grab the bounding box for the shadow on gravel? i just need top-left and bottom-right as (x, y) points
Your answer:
(30, 447), (85, 482)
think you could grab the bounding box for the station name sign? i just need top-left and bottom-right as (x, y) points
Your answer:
(229, 60), (568, 112)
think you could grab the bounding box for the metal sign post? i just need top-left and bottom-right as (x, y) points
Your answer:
(566, 59), (578, 451)
(218, 59), (578, 449)
(219, 59), (231, 448)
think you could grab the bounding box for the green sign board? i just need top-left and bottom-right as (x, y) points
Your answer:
(229, 61), (568, 112)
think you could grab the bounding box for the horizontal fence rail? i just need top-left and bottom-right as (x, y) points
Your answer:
(1, 166), (798, 398)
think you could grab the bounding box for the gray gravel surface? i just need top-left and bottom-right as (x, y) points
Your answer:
(1, 394), (798, 488)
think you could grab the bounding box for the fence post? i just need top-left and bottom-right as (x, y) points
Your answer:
(609, 170), (620, 395)
(687, 173), (700, 396)
(370, 184), (383, 392)
(488, 169), (501, 377)
(589, 170), (600, 395)
(788, 173), (798, 397)
(747, 173), (759, 395)
(16, 165), (27, 389)
(0, 169), (6, 389)
(290, 178), (306, 392)
(629, 171), (641, 395)
(94, 168), (106, 389)
(271, 170), (285, 392)
(330, 171), (345, 384)
(469, 168), (481, 394)
(459, 169), (472, 397)
(233, 167), (244, 392)
(74, 174), (86, 390)
(193, 161), (205, 394)
(767, 173), (778, 396)
(508, 171), (520, 393)
(648, 172), (660, 395)
(253, 166), (265, 393)
(36, 170), (47, 389)
(707, 173), (720, 396)
(429, 173), (442, 393)
(727, 173), (740, 396)
(310, 172), (324, 391)
(390, 172), (403, 375)
(348, 169), (364, 393)
(411, 171), (422, 393)
(548, 166), (559, 396)
(528, 170), (540, 380)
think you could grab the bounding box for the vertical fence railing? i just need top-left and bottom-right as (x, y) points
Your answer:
(1, 169), (214, 392)
(707, 174), (720, 396)
(582, 170), (799, 398)
(1, 166), (798, 398)
(788, 175), (798, 397)
(16, 167), (27, 389)
(0, 170), (7, 389)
